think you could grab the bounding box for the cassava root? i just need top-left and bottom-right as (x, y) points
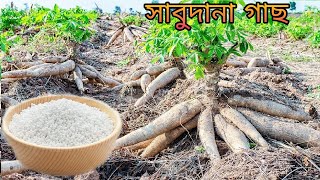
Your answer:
(220, 108), (268, 147)
(1, 160), (26, 176)
(214, 114), (250, 153)
(1, 95), (18, 107)
(247, 57), (270, 68)
(198, 108), (221, 161)
(130, 70), (147, 80)
(141, 115), (199, 158)
(134, 67), (180, 106)
(106, 27), (123, 46)
(123, 27), (135, 42)
(238, 108), (320, 147)
(123, 139), (154, 151)
(116, 99), (202, 148)
(80, 65), (121, 87)
(226, 59), (247, 67)
(73, 66), (84, 93)
(228, 95), (312, 121)
(2, 60), (75, 79)
(140, 74), (152, 93)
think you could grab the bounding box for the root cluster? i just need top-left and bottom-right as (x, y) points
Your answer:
(1, 56), (122, 94)
(1, 55), (319, 179)
(106, 25), (147, 47)
(114, 56), (319, 174)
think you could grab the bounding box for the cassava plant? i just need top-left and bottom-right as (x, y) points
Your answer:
(141, 0), (252, 107)
(115, 0), (317, 166)
(21, 5), (98, 58)
(106, 13), (148, 47)
(1, 5), (122, 93)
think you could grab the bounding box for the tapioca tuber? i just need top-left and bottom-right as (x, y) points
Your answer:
(106, 28), (123, 46)
(41, 56), (68, 63)
(1, 160), (26, 176)
(141, 115), (199, 158)
(214, 114), (250, 153)
(226, 59), (247, 68)
(130, 70), (147, 80)
(134, 67), (180, 106)
(238, 108), (320, 147)
(146, 65), (165, 76)
(140, 74), (152, 93)
(198, 108), (221, 161)
(237, 57), (252, 63)
(80, 65), (121, 87)
(73, 66), (84, 93)
(1, 60), (75, 79)
(247, 57), (270, 68)
(123, 139), (154, 151)
(116, 99), (202, 148)
(228, 95), (312, 121)
(220, 108), (268, 147)
(124, 27), (135, 42)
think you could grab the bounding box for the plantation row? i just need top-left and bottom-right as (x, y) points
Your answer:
(0, 5), (98, 57)
(1, 5), (319, 59)
(236, 6), (320, 46)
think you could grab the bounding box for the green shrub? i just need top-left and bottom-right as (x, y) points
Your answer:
(285, 22), (313, 40)
(0, 6), (25, 31)
(308, 30), (320, 47)
(120, 15), (145, 26)
(235, 16), (286, 37)
(141, 0), (251, 79)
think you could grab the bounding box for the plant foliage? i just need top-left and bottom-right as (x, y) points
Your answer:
(120, 15), (145, 27)
(141, 0), (251, 79)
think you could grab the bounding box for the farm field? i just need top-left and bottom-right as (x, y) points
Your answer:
(1, 1), (320, 179)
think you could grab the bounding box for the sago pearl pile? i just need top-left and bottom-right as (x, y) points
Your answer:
(9, 98), (113, 147)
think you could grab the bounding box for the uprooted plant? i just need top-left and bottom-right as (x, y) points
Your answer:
(113, 0), (319, 170)
(1, 5), (122, 93)
(105, 14), (148, 47)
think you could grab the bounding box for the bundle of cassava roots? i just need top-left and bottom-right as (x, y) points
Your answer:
(2, 56), (319, 177)
(1, 56), (122, 94)
(115, 56), (319, 163)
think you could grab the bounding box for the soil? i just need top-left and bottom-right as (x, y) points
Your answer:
(1, 18), (320, 179)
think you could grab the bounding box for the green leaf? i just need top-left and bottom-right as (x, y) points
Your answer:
(151, 56), (160, 64)
(230, 49), (241, 56)
(175, 42), (187, 57)
(248, 43), (254, 51)
(236, 0), (246, 7)
(239, 42), (246, 52)
(216, 48), (223, 59)
(195, 66), (204, 79)
(168, 44), (176, 57)
(53, 4), (60, 13)
(180, 0), (191, 3)
(146, 44), (151, 52)
(226, 32), (231, 41)
(1, 43), (6, 52)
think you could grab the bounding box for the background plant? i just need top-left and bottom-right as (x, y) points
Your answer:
(234, 14), (286, 38)
(1, 5), (98, 59)
(0, 5), (24, 31)
(120, 15), (145, 27)
(232, 5), (320, 47)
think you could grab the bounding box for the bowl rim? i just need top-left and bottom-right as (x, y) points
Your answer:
(2, 94), (122, 150)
